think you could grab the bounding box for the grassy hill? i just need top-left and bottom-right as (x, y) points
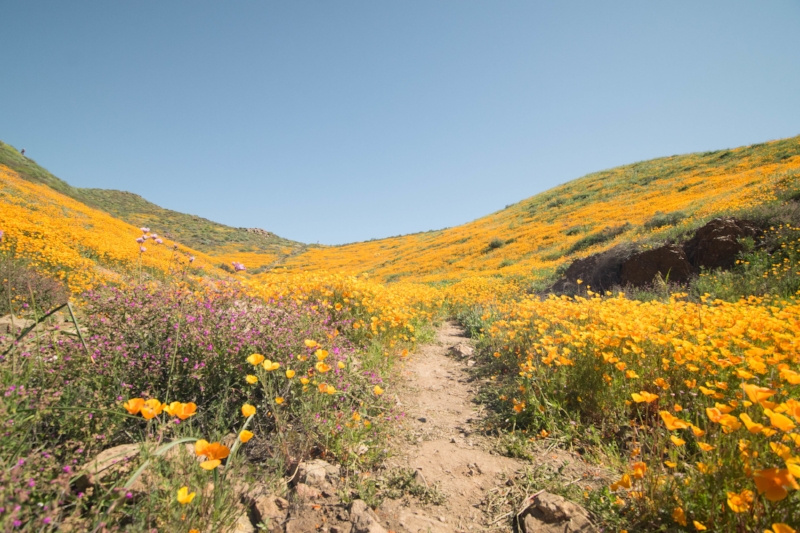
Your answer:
(0, 141), (307, 269)
(270, 135), (800, 284)
(4, 135), (799, 283)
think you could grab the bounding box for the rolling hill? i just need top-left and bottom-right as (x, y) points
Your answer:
(269, 135), (800, 284)
(3, 135), (799, 285)
(0, 141), (307, 272)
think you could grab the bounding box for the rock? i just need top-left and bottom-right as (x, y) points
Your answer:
(467, 359), (476, 367)
(226, 513), (256, 533)
(330, 525), (353, 533)
(397, 509), (439, 533)
(547, 244), (634, 294)
(275, 496), (289, 510)
(683, 217), (760, 270)
(254, 494), (286, 525)
(448, 343), (474, 358)
(295, 482), (321, 500)
(620, 244), (692, 286)
(83, 444), (142, 483)
(298, 459), (341, 488)
(520, 492), (597, 533)
(0, 315), (35, 334)
(244, 227), (274, 237)
(350, 500), (388, 533)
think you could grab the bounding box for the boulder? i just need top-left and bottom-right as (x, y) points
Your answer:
(683, 217), (760, 270)
(83, 443), (142, 484)
(350, 500), (388, 533)
(620, 244), (692, 286)
(520, 492), (597, 533)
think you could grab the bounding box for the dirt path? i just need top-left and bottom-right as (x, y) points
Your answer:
(377, 321), (527, 532)
(271, 321), (611, 533)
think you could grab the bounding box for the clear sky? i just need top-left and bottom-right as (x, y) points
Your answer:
(2, 2), (799, 245)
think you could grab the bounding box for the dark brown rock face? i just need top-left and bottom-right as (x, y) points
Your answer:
(683, 217), (760, 270)
(548, 245), (632, 294)
(545, 217), (761, 294)
(620, 244), (692, 286)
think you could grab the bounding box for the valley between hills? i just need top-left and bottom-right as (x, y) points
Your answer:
(1, 135), (800, 532)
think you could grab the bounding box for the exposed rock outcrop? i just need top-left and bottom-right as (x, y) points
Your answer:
(548, 245), (633, 294)
(683, 217), (760, 270)
(243, 227), (274, 237)
(620, 244), (692, 286)
(546, 217), (761, 293)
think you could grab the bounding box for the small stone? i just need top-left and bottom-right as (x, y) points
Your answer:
(350, 499), (388, 533)
(254, 494), (285, 524)
(448, 342), (474, 358)
(520, 491), (597, 533)
(438, 516), (446, 523)
(418, 417), (427, 423)
(298, 459), (341, 488)
(275, 497), (289, 510)
(226, 513), (256, 533)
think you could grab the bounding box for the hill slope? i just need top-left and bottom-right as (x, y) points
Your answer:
(270, 135), (800, 283)
(0, 141), (306, 268)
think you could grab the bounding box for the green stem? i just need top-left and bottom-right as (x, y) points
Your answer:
(67, 301), (92, 361)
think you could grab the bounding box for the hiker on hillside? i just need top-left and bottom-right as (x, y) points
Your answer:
(20, 148), (25, 156)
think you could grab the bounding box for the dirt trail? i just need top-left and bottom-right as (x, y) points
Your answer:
(377, 321), (526, 532)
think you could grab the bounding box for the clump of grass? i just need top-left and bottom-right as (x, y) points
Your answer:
(567, 223), (631, 255)
(643, 210), (687, 230)
(345, 468), (446, 508)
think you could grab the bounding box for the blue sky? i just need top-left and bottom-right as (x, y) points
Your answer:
(2, 2), (799, 245)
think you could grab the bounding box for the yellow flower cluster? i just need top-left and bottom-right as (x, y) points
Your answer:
(247, 270), (443, 345)
(0, 166), (224, 292)
(487, 289), (800, 526)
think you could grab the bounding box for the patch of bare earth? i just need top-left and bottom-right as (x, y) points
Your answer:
(374, 321), (610, 533)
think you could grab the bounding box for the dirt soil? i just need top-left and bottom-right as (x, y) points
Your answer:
(274, 321), (611, 533)
(372, 321), (610, 533)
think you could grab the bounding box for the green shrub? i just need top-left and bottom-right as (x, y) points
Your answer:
(567, 223), (631, 255)
(643, 210), (687, 230)
(487, 237), (505, 250)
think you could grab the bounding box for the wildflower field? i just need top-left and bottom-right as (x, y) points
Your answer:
(1, 135), (800, 531)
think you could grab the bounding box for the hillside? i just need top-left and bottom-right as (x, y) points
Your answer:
(0, 141), (307, 270)
(0, 164), (232, 291)
(271, 135), (800, 284)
